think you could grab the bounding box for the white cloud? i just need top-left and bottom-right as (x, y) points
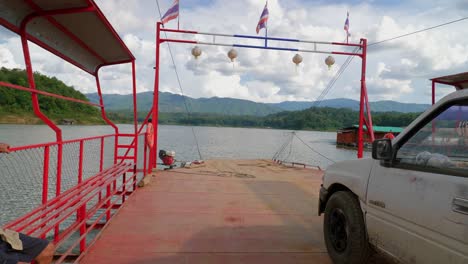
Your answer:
(0, 44), (20, 69)
(367, 62), (413, 100)
(1, 0), (467, 104)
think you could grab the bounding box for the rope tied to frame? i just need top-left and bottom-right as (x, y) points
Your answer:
(272, 131), (336, 165)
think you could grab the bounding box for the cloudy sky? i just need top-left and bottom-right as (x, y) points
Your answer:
(1, 0), (468, 104)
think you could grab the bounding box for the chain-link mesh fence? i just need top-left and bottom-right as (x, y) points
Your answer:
(0, 132), (147, 259)
(0, 148), (45, 225)
(0, 135), (116, 226)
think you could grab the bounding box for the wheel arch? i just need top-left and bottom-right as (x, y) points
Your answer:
(319, 183), (354, 215)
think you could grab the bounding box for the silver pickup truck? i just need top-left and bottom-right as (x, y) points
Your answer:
(319, 89), (468, 264)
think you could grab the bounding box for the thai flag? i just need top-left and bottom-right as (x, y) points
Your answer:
(344, 12), (350, 36)
(256, 2), (269, 34)
(161, 0), (179, 24)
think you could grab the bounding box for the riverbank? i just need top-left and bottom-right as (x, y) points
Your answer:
(0, 113), (105, 125)
(0, 114), (42, 124)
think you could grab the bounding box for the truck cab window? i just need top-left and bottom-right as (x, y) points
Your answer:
(396, 103), (468, 174)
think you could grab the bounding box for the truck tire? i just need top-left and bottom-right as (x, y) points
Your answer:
(323, 191), (370, 264)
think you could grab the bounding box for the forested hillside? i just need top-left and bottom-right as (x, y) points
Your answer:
(108, 107), (420, 131)
(87, 91), (430, 115)
(0, 68), (102, 124)
(262, 107), (420, 130)
(86, 91), (283, 116)
(0, 67), (421, 130)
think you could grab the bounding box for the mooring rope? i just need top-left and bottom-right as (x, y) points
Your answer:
(273, 131), (336, 165)
(293, 133), (336, 163)
(272, 132), (294, 161)
(313, 46), (359, 107)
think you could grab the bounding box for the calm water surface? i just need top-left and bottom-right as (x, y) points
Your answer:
(0, 124), (369, 225)
(0, 124), (368, 167)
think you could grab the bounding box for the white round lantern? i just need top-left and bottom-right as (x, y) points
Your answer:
(191, 46), (202, 59)
(227, 49), (238, 62)
(325, 55), (335, 70)
(292, 54), (303, 66)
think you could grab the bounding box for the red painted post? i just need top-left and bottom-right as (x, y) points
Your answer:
(132, 60), (138, 159)
(131, 61), (138, 191)
(99, 137), (104, 202)
(100, 137), (105, 172)
(122, 172), (127, 203)
(152, 22), (162, 169)
(78, 141), (84, 183)
(106, 184), (111, 221)
(357, 38), (368, 159)
(431, 80), (436, 143)
(42, 146), (50, 205)
(53, 144), (64, 242)
(40, 146), (50, 240)
(144, 142), (147, 174)
(77, 140), (86, 253)
(361, 39), (374, 143)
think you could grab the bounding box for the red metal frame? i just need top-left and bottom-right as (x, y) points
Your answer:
(19, 17), (64, 242)
(151, 23), (162, 168)
(0, 1), (135, 75)
(151, 22), (373, 160)
(20, 18), (63, 142)
(5, 135), (141, 261)
(90, 1), (136, 64)
(0, 16), (95, 75)
(0, 1), (147, 261)
(431, 73), (468, 104)
(357, 39), (374, 158)
(0, 81), (102, 107)
(132, 61), (139, 165)
(42, 146), (50, 206)
(26, 0), (106, 63)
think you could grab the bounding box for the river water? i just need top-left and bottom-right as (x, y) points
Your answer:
(0, 124), (369, 227)
(0, 124), (367, 168)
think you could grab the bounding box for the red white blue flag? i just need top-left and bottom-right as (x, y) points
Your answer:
(344, 12), (350, 36)
(256, 2), (269, 34)
(161, 0), (179, 24)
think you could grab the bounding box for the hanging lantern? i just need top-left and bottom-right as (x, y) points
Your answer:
(292, 54), (303, 66)
(325, 55), (335, 70)
(191, 46), (202, 59)
(227, 48), (238, 62)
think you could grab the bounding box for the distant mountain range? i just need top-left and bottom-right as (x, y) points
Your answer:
(86, 91), (281, 116)
(269, 98), (431, 113)
(86, 91), (431, 116)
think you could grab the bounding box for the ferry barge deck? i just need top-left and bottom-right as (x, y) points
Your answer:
(80, 159), (331, 264)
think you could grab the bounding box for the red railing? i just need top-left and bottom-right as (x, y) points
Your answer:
(0, 3), (159, 262)
(1, 130), (151, 261)
(0, 79), (156, 262)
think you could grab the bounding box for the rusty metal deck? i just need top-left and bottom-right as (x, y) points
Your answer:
(80, 159), (331, 264)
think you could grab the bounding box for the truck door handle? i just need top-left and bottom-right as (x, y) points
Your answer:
(452, 197), (468, 215)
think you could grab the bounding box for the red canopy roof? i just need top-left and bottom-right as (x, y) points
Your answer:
(431, 72), (468, 90)
(0, 0), (134, 75)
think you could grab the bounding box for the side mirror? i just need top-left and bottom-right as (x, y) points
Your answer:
(372, 139), (393, 160)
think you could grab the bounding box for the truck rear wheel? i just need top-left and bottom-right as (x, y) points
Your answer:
(323, 191), (370, 264)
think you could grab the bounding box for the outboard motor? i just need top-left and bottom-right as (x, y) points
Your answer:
(159, 150), (175, 166)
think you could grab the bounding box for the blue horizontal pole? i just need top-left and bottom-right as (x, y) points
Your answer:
(234, 34), (300, 43)
(233, 44), (299, 52)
